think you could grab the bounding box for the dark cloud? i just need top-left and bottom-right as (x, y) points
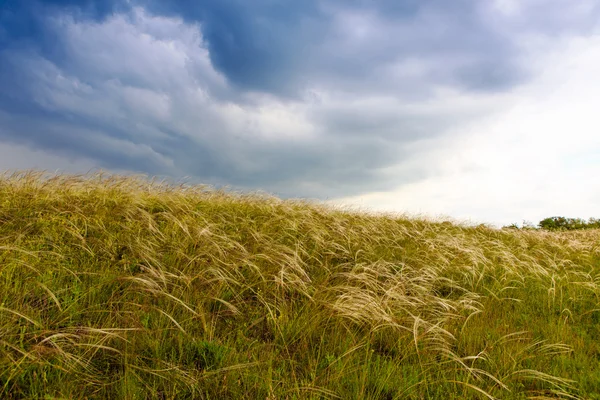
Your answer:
(1, 0), (531, 95)
(0, 10), (403, 198)
(135, 0), (323, 95)
(140, 0), (525, 95)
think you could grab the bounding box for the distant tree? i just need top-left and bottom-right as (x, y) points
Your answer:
(539, 216), (566, 230)
(588, 218), (600, 229)
(538, 216), (599, 231)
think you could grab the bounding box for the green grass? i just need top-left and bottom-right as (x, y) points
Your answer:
(1, 170), (600, 399)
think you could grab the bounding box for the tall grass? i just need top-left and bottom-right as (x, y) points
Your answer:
(1, 170), (599, 399)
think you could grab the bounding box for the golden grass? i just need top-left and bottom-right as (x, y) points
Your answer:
(1, 170), (599, 399)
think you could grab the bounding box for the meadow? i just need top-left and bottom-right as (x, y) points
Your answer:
(1, 171), (599, 399)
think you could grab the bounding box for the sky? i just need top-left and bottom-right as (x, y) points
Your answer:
(0, 0), (599, 226)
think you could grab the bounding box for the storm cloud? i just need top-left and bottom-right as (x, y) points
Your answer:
(0, 0), (599, 205)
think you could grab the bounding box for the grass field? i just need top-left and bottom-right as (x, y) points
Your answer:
(1, 171), (599, 399)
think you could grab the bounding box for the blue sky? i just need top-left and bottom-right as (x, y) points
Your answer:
(1, 0), (599, 226)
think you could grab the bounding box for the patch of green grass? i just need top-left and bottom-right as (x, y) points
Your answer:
(1, 170), (599, 399)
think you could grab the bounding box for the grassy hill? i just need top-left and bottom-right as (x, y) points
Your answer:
(1, 171), (599, 399)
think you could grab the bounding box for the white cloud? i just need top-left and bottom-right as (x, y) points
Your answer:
(53, 7), (227, 91)
(331, 33), (600, 226)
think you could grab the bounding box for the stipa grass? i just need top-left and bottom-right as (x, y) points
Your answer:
(1, 171), (600, 399)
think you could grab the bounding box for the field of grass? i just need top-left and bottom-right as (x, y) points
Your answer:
(1, 171), (600, 399)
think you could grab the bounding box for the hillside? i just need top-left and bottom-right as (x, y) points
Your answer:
(1, 171), (599, 399)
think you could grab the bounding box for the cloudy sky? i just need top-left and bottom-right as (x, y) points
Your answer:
(1, 0), (599, 226)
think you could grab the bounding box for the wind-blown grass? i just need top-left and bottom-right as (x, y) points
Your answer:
(1, 171), (599, 399)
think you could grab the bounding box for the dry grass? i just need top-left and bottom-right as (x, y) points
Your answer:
(1, 170), (599, 399)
